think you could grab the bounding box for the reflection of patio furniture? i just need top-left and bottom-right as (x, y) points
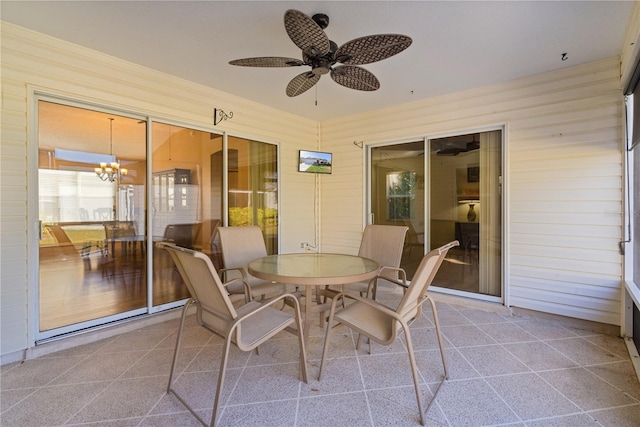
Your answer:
(93, 207), (112, 221)
(104, 221), (138, 257)
(79, 208), (90, 222)
(60, 224), (107, 258)
(162, 223), (200, 249)
(455, 222), (479, 267)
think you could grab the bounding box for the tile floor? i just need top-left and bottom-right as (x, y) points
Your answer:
(2, 293), (640, 427)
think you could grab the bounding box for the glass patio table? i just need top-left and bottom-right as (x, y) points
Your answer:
(248, 253), (379, 341)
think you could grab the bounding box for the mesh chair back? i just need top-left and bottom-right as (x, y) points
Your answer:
(159, 242), (238, 335)
(396, 241), (459, 320)
(218, 226), (268, 285)
(358, 224), (408, 278)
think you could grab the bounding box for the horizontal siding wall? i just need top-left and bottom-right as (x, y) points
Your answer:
(320, 56), (624, 325)
(0, 22), (318, 358)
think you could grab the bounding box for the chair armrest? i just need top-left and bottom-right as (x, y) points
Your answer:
(366, 266), (408, 296)
(221, 278), (251, 300)
(330, 292), (406, 323)
(219, 266), (247, 282)
(230, 293), (302, 335)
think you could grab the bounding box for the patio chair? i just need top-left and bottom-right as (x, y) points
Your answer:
(324, 224), (409, 301)
(318, 240), (459, 426)
(217, 226), (287, 300)
(158, 242), (308, 427)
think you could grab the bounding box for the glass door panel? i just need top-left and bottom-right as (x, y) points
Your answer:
(227, 136), (278, 254)
(38, 101), (147, 332)
(151, 123), (223, 305)
(429, 131), (502, 297)
(370, 141), (425, 279)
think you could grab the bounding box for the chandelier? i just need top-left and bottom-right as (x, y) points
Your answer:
(95, 118), (127, 182)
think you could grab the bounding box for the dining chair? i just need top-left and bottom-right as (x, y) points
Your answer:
(158, 242), (308, 427)
(318, 240), (459, 426)
(217, 225), (287, 300)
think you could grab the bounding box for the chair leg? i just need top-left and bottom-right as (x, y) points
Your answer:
(427, 296), (449, 379)
(318, 298), (341, 381)
(290, 296), (309, 383)
(167, 299), (194, 393)
(167, 300), (212, 426)
(402, 326), (427, 426)
(210, 334), (233, 427)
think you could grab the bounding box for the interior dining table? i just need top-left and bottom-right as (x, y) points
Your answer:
(248, 252), (379, 342)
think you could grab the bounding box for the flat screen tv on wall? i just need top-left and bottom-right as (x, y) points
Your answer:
(298, 150), (332, 174)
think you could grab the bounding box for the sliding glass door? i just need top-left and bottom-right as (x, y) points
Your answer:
(368, 130), (503, 300)
(36, 100), (278, 340)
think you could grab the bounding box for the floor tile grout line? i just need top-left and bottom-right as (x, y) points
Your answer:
(479, 374), (526, 425)
(493, 338), (601, 413)
(61, 334), (166, 426)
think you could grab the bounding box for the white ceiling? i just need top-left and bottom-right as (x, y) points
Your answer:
(1, 1), (634, 122)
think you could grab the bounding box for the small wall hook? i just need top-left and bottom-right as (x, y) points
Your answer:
(213, 108), (233, 125)
(353, 140), (363, 148)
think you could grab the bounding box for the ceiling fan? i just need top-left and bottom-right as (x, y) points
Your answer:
(229, 9), (412, 97)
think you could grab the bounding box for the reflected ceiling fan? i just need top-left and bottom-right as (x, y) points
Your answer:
(229, 9), (412, 97)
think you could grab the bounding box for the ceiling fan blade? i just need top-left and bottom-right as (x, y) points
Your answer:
(336, 34), (412, 65)
(286, 72), (321, 97)
(229, 57), (304, 67)
(330, 65), (380, 91)
(284, 9), (330, 55)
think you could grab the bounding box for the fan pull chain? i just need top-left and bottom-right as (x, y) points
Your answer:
(315, 85), (318, 106)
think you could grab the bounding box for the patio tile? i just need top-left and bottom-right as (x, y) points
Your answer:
(458, 308), (510, 324)
(302, 356), (364, 397)
(512, 320), (579, 340)
(440, 324), (496, 347)
(217, 399), (298, 426)
(0, 382), (108, 426)
(0, 355), (86, 389)
(416, 348), (480, 381)
(475, 322), (538, 344)
(367, 385), (447, 426)
(51, 351), (146, 385)
(433, 378), (520, 426)
(588, 403), (640, 427)
(538, 367), (637, 410)
(457, 345), (530, 377)
(586, 361), (640, 400)
(486, 372), (581, 420)
(297, 392), (371, 427)
(502, 341), (578, 371)
(229, 362), (304, 404)
(524, 413), (600, 426)
(66, 376), (167, 424)
(358, 352), (423, 389)
(583, 333), (633, 359)
(120, 346), (201, 379)
(545, 337), (626, 365)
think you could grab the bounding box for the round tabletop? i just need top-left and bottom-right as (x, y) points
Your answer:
(248, 253), (379, 286)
